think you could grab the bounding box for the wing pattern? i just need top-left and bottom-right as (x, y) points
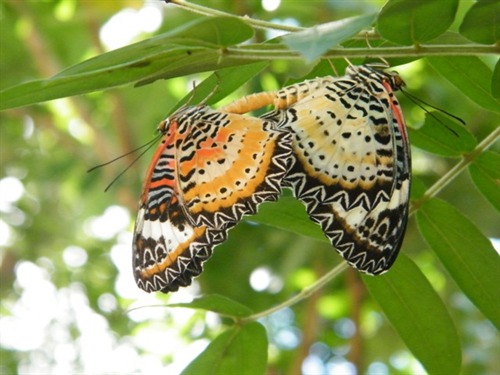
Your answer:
(133, 105), (292, 292)
(133, 64), (411, 293)
(265, 65), (411, 274)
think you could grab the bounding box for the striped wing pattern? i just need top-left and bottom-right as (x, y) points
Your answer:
(133, 105), (292, 293)
(265, 65), (411, 274)
(133, 64), (411, 293)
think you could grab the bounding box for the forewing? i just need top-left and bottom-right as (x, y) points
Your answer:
(177, 107), (292, 229)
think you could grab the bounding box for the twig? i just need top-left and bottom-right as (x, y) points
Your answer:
(240, 262), (348, 323)
(411, 126), (500, 212)
(168, 0), (304, 32)
(223, 45), (500, 61)
(167, 1), (499, 58)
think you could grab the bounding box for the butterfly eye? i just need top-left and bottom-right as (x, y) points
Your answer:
(391, 74), (406, 90)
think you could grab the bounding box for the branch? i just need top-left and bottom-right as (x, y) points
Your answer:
(411, 126), (500, 212)
(168, 0), (499, 59)
(168, 0), (304, 32)
(223, 45), (499, 61)
(239, 262), (348, 323)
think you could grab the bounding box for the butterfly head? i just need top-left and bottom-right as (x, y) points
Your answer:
(346, 64), (406, 93)
(157, 105), (209, 136)
(384, 71), (406, 92)
(157, 118), (170, 135)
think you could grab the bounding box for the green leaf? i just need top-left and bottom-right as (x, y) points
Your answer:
(181, 322), (267, 375)
(0, 17), (255, 110)
(377, 0), (459, 45)
(169, 294), (253, 318)
(469, 151), (500, 212)
(427, 56), (500, 113)
(58, 17), (253, 79)
(168, 62), (269, 113)
(410, 176), (428, 200)
(248, 195), (326, 242)
(282, 13), (377, 62)
(416, 199), (500, 330)
(407, 111), (477, 157)
(459, 0), (500, 44)
(424, 30), (478, 45)
(493, 60), (500, 98)
(363, 254), (461, 375)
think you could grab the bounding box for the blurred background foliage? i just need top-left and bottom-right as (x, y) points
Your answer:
(0, 0), (499, 374)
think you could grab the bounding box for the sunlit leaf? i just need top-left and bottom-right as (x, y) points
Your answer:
(427, 56), (500, 113)
(168, 62), (269, 113)
(377, 0), (459, 45)
(181, 323), (267, 375)
(57, 16), (253, 77)
(417, 199), (500, 330)
(282, 14), (377, 62)
(363, 254), (462, 375)
(0, 17), (254, 110)
(469, 151), (500, 212)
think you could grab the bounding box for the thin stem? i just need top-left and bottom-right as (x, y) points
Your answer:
(224, 45), (499, 60)
(169, 1), (499, 58)
(240, 262), (348, 323)
(169, 0), (303, 32)
(411, 126), (500, 212)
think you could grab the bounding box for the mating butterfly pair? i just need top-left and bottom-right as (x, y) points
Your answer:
(133, 65), (411, 293)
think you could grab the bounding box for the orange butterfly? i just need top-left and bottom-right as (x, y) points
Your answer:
(133, 104), (292, 292)
(222, 64), (411, 275)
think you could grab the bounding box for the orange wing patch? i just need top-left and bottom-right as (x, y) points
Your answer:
(222, 65), (411, 275)
(133, 105), (292, 293)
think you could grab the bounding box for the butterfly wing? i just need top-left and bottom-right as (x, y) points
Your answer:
(177, 106), (292, 228)
(267, 65), (411, 274)
(133, 105), (291, 293)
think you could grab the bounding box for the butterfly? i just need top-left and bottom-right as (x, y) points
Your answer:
(133, 104), (292, 293)
(221, 64), (411, 275)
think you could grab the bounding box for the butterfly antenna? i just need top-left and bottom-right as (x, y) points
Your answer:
(403, 89), (466, 125)
(201, 72), (221, 105)
(102, 138), (160, 192)
(184, 80), (198, 107)
(87, 137), (160, 173)
(401, 89), (464, 137)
